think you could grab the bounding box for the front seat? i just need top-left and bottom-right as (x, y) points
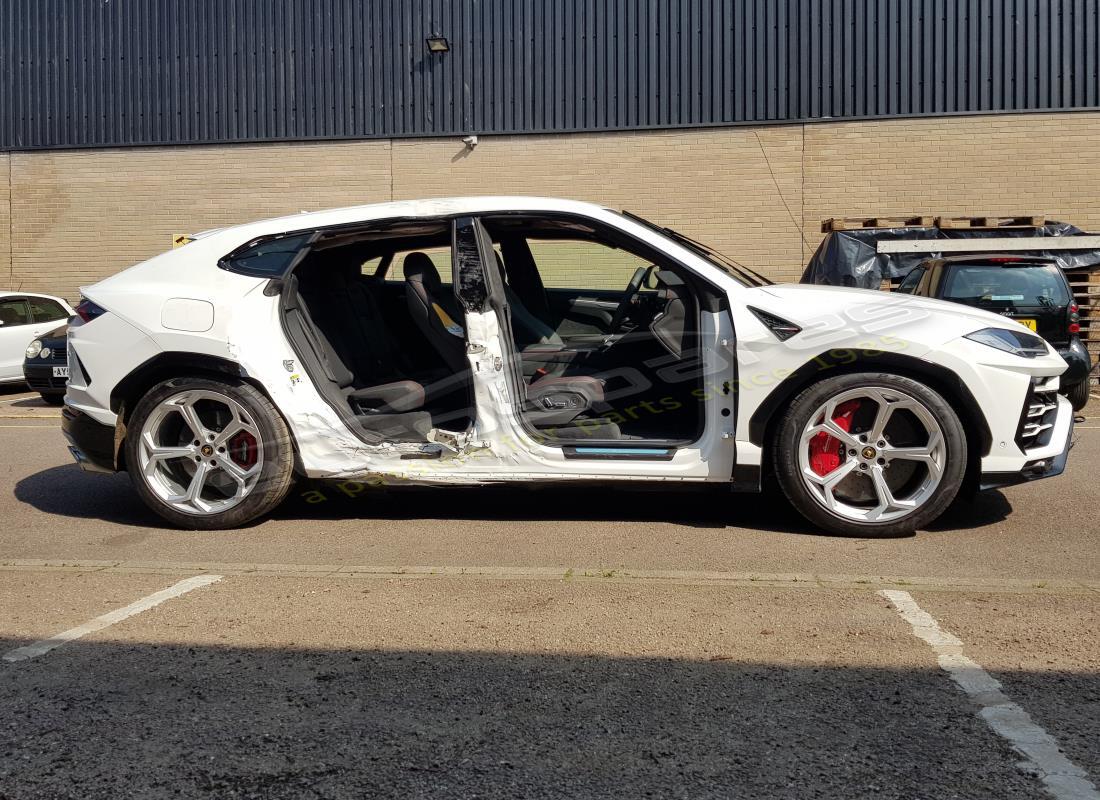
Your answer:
(403, 252), (468, 374)
(404, 250), (606, 430)
(495, 253), (562, 350)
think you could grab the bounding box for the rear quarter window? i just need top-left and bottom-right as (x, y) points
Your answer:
(221, 233), (314, 277)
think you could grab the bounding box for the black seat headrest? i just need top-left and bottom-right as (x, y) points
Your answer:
(403, 252), (442, 293)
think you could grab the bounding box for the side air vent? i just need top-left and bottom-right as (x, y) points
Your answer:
(68, 345), (91, 388)
(747, 306), (802, 341)
(1015, 384), (1058, 452)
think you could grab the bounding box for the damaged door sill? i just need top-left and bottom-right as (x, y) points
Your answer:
(400, 448), (443, 460)
(427, 428), (473, 453)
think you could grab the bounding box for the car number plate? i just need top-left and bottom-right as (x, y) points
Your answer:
(1017, 318), (1038, 332)
(52, 366), (69, 378)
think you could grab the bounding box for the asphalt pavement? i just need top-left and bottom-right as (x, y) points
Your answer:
(1, 385), (1098, 799)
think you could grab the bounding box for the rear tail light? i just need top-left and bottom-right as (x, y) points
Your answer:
(75, 299), (107, 323)
(1069, 302), (1080, 335)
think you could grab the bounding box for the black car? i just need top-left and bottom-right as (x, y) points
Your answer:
(897, 255), (1093, 410)
(22, 325), (68, 405)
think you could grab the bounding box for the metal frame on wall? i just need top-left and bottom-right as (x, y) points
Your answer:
(3, 0), (1099, 150)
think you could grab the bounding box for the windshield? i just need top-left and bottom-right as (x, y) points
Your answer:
(618, 210), (772, 287)
(942, 264), (1070, 309)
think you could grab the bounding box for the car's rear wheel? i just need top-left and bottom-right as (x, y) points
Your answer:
(125, 377), (295, 529)
(1066, 379), (1091, 412)
(774, 372), (967, 538)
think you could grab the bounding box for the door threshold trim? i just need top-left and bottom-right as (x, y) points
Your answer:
(562, 446), (677, 461)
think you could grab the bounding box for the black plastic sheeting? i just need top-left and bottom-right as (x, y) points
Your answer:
(801, 223), (1100, 289)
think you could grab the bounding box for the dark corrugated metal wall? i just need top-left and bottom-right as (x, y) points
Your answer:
(3, 0), (1098, 150)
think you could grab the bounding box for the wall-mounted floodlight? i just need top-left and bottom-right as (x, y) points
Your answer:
(426, 36), (450, 53)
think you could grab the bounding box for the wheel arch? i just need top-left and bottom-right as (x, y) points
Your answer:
(749, 350), (991, 491)
(108, 352), (294, 471)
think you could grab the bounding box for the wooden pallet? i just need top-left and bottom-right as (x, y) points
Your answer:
(934, 215), (1047, 229)
(821, 215), (935, 232)
(822, 214), (1049, 233)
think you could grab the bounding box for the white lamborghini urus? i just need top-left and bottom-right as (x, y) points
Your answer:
(62, 197), (1074, 536)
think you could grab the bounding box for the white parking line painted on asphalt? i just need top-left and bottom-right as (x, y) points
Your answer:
(880, 590), (1099, 800)
(2, 574), (223, 663)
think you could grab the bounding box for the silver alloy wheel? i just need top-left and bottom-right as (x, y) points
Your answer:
(797, 387), (946, 524)
(136, 389), (264, 516)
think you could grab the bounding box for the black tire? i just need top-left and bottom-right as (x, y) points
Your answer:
(40, 393), (65, 406)
(125, 376), (295, 530)
(773, 372), (967, 538)
(1066, 379), (1091, 413)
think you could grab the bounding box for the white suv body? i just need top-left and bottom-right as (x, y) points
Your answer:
(62, 197), (1073, 535)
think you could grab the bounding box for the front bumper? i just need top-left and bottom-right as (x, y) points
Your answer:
(23, 360), (68, 393)
(979, 393), (1075, 491)
(61, 405), (117, 474)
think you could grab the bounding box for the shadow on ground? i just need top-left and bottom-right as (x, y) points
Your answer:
(0, 385), (57, 409)
(3, 396), (57, 409)
(14, 464), (1012, 536)
(2, 638), (1081, 799)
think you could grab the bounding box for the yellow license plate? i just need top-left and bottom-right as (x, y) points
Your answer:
(1018, 318), (1038, 332)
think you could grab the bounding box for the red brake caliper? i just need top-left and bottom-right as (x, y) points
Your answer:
(228, 431), (259, 470)
(809, 400), (861, 476)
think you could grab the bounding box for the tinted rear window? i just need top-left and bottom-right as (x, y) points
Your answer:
(221, 233), (313, 277)
(941, 265), (1070, 308)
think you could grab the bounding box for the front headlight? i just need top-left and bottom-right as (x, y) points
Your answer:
(25, 339), (43, 359)
(964, 327), (1049, 358)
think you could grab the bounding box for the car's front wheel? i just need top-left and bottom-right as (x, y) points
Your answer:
(774, 372), (967, 538)
(125, 376), (295, 529)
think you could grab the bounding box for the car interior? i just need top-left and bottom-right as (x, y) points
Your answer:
(478, 215), (705, 444)
(275, 215), (706, 447)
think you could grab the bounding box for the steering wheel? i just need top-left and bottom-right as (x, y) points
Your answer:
(608, 266), (653, 333)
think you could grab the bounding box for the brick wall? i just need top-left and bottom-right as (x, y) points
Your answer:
(4, 111), (1100, 303)
(802, 113), (1100, 237)
(0, 154), (10, 292)
(6, 142), (393, 299)
(390, 125), (807, 289)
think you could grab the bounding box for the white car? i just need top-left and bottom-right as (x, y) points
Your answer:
(62, 197), (1074, 536)
(0, 292), (76, 385)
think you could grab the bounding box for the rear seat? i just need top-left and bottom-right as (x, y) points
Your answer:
(283, 271), (435, 442)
